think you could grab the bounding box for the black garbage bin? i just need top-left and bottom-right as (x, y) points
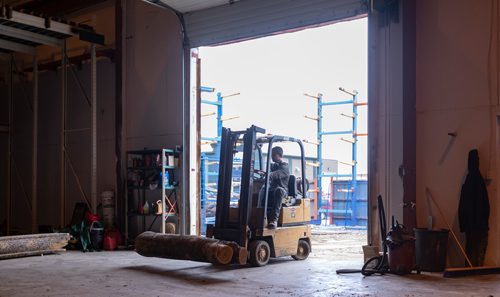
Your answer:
(414, 228), (449, 272)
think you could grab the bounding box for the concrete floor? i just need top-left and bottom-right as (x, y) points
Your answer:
(0, 229), (499, 297)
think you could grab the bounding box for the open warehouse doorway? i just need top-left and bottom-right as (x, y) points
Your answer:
(189, 17), (369, 256)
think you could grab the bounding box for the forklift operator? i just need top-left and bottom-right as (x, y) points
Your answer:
(260, 146), (290, 229)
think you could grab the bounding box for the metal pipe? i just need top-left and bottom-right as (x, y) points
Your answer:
(340, 137), (356, 144)
(321, 130), (353, 136)
(306, 161), (320, 167)
(339, 87), (358, 96)
(322, 173), (352, 178)
(32, 53), (38, 233)
(339, 160), (356, 167)
(321, 100), (354, 106)
(303, 93), (320, 99)
(60, 41), (67, 227)
(220, 92), (240, 99)
(200, 86), (214, 93)
(6, 54), (13, 235)
(340, 113), (356, 119)
(201, 112), (216, 117)
(220, 115), (239, 122)
(303, 139), (320, 145)
(200, 99), (221, 106)
(304, 115), (319, 121)
(90, 43), (97, 214)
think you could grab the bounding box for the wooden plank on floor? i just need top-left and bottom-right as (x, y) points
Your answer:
(0, 249), (67, 260)
(0, 233), (70, 258)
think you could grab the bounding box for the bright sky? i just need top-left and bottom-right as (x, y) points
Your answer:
(199, 18), (368, 175)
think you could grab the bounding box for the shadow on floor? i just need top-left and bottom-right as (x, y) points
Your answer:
(122, 256), (298, 284)
(122, 264), (240, 285)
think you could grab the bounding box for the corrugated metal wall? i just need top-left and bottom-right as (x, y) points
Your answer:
(184, 0), (368, 47)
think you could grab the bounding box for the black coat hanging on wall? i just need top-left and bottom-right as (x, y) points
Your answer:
(458, 149), (489, 266)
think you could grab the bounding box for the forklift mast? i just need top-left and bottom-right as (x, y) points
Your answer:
(214, 125), (264, 247)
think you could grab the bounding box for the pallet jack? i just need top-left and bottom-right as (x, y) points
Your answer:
(205, 125), (312, 266)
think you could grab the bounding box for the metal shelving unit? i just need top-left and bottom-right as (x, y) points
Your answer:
(125, 149), (179, 241)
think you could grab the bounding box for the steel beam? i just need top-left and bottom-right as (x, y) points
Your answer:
(320, 130), (353, 136)
(0, 39), (35, 55)
(321, 100), (354, 106)
(201, 99), (221, 106)
(8, 10), (74, 37)
(200, 86), (214, 92)
(0, 24), (63, 47)
(320, 173), (353, 178)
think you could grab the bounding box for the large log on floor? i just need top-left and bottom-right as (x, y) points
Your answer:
(135, 231), (247, 265)
(0, 233), (70, 260)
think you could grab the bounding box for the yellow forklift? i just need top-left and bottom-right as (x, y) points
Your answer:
(205, 125), (312, 266)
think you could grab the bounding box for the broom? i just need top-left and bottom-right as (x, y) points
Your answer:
(425, 187), (500, 277)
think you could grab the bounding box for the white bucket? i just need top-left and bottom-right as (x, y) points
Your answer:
(101, 191), (115, 228)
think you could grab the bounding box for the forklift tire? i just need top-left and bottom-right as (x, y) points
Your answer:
(249, 240), (271, 267)
(292, 239), (310, 260)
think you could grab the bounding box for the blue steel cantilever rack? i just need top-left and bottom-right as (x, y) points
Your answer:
(200, 86), (220, 232)
(304, 87), (367, 226)
(200, 87), (240, 233)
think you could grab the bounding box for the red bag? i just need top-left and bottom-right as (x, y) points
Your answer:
(85, 211), (100, 224)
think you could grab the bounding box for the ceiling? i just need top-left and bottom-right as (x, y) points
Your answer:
(4, 0), (238, 15)
(158, 0), (238, 13)
(4, 0), (110, 17)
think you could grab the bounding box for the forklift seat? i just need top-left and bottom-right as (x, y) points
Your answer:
(288, 175), (297, 198)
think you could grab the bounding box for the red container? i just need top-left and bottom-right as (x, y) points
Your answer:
(103, 228), (122, 250)
(103, 235), (116, 250)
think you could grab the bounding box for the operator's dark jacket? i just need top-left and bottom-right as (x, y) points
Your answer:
(269, 161), (290, 191)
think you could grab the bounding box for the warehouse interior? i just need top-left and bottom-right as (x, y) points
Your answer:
(0, 0), (500, 296)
